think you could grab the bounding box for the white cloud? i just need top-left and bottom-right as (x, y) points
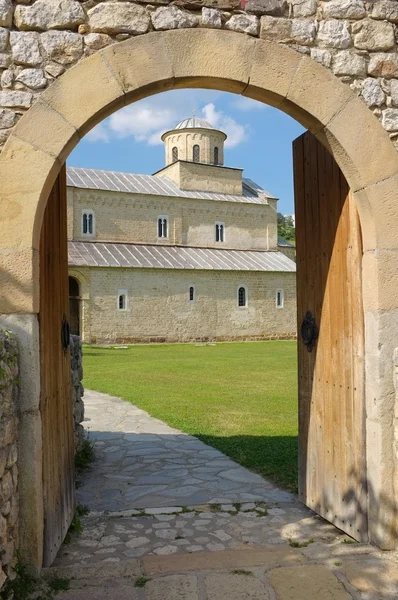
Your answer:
(82, 91), (249, 149)
(108, 104), (176, 144)
(232, 96), (266, 112)
(202, 103), (248, 148)
(85, 122), (109, 142)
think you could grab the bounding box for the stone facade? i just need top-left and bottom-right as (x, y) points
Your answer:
(67, 113), (296, 345)
(70, 267), (296, 344)
(67, 188), (278, 251)
(1, 1), (398, 148)
(70, 334), (84, 451)
(0, 330), (18, 591)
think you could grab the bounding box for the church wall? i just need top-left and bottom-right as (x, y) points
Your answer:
(155, 161), (242, 194)
(164, 130), (226, 166)
(69, 188), (278, 250)
(73, 267), (296, 345)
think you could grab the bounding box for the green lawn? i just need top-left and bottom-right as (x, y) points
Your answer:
(83, 341), (298, 491)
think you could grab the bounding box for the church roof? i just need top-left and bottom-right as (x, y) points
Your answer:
(174, 117), (215, 130)
(69, 242), (296, 272)
(66, 167), (276, 205)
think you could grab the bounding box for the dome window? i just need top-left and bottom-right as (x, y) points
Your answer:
(214, 147), (219, 165)
(172, 146), (178, 163)
(193, 144), (200, 163)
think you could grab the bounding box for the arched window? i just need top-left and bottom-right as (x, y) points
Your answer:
(276, 289), (284, 308)
(172, 146), (178, 163)
(193, 144), (200, 163)
(215, 222), (225, 243)
(214, 147), (219, 165)
(82, 209), (94, 235)
(238, 286), (247, 308)
(158, 216), (168, 238)
(117, 289), (128, 311)
(189, 286), (195, 302)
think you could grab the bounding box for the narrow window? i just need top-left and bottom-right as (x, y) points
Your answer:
(214, 147), (219, 165)
(189, 286), (195, 302)
(215, 222), (225, 243)
(158, 216), (168, 238)
(82, 210), (94, 236)
(117, 290), (128, 311)
(172, 146), (178, 163)
(193, 144), (200, 163)
(276, 289), (284, 309)
(238, 286), (247, 308)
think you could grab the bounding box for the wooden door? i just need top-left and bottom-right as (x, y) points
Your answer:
(40, 164), (75, 566)
(293, 131), (368, 542)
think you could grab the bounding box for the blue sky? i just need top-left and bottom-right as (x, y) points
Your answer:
(68, 89), (305, 215)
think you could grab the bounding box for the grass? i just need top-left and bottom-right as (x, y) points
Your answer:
(83, 341), (298, 491)
(75, 438), (95, 471)
(134, 577), (151, 588)
(0, 562), (70, 600)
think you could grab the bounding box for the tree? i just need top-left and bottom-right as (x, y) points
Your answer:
(277, 213), (295, 244)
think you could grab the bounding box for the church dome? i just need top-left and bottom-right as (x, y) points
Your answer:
(174, 117), (215, 131)
(161, 115), (227, 167)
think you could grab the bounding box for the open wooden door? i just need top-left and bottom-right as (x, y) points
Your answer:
(293, 131), (368, 542)
(40, 164), (75, 566)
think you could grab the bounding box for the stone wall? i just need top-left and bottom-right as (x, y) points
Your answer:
(72, 266), (296, 344)
(68, 187), (278, 251)
(0, 330), (19, 590)
(1, 1), (398, 150)
(70, 334), (84, 451)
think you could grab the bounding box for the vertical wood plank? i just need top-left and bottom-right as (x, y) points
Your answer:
(40, 165), (75, 567)
(293, 131), (367, 542)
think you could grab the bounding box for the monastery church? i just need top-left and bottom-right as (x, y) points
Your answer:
(67, 117), (297, 344)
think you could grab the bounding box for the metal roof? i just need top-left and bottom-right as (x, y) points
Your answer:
(68, 242), (296, 272)
(66, 167), (276, 205)
(174, 117), (215, 130)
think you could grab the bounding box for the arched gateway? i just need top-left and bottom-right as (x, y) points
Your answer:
(0, 28), (397, 569)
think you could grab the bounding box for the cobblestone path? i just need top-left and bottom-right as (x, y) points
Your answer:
(51, 390), (398, 599)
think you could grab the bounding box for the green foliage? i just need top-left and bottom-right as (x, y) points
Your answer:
(47, 578), (70, 592)
(0, 562), (69, 600)
(277, 213), (296, 244)
(63, 505), (89, 545)
(134, 577), (151, 588)
(82, 341), (299, 491)
(0, 563), (37, 600)
(288, 538), (314, 548)
(75, 504), (90, 517)
(75, 439), (95, 472)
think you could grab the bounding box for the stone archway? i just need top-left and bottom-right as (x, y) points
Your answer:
(0, 29), (397, 568)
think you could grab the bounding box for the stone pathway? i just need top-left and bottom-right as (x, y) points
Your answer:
(50, 390), (398, 599)
(75, 390), (293, 511)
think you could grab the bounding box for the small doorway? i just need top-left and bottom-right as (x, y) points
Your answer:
(69, 276), (81, 336)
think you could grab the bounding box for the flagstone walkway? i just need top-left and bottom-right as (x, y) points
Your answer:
(51, 390), (398, 599)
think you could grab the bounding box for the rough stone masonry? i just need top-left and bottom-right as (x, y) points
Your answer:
(1, 0), (398, 148)
(0, 330), (19, 590)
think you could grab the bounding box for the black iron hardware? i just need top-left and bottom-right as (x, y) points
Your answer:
(301, 311), (318, 352)
(61, 313), (70, 353)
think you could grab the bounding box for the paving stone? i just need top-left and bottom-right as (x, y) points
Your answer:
(125, 536), (150, 548)
(268, 565), (352, 599)
(146, 575), (198, 600)
(142, 548), (304, 574)
(153, 545), (178, 555)
(205, 573), (270, 599)
(146, 507), (182, 515)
